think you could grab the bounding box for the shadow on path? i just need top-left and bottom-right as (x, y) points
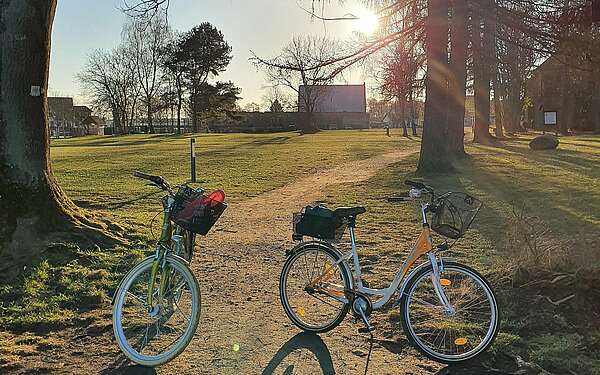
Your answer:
(261, 332), (335, 375)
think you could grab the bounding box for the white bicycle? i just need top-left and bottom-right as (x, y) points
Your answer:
(280, 180), (499, 364)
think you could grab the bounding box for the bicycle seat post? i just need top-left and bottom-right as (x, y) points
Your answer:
(347, 216), (364, 289)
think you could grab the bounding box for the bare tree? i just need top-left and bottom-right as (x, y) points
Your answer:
(124, 17), (171, 133)
(243, 102), (261, 112)
(252, 35), (342, 133)
(162, 33), (187, 133)
(261, 86), (293, 112)
(78, 47), (141, 134)
(377, 37), (424, 136)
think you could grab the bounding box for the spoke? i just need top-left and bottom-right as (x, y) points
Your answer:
(126, 291), (147, 306)
(302, 253), (311, 284)
(308, 291), (342, 309)
(408, 269), (495, 357)
(173, 293), (192, 326)
(140, 323), (151, 351)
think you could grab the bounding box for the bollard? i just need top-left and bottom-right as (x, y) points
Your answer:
(190, 138), (196, 183)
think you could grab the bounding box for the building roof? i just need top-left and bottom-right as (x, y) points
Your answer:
(48, 97), (74, 120)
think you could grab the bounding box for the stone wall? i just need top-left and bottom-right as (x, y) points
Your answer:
(210, 112), (370, 133)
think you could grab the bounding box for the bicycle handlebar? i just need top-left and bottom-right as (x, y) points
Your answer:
(133, 171), (171, 192)
(405, 179), (434, 193)
(387, 180), (435, 204)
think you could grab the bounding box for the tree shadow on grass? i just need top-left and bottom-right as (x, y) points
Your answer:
(51, 134), (173, 148)
(248, 135), (295, 146)
(261, 332), (335, 375)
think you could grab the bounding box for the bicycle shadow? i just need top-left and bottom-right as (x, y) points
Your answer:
(98, 354), (157, 375)
(261, 332), (335, 375)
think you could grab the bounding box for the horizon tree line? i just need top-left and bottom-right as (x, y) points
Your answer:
(78, 17), (240, 135)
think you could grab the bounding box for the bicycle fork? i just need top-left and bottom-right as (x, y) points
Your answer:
(427, 253), (455, 315)
(147, 247), (171, 315)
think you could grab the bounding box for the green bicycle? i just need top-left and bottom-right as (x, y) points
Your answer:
(112, 171), (226, 366)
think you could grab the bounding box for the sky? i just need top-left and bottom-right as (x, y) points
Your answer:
(49, 0), (378, 107)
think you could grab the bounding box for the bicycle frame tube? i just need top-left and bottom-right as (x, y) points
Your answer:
(317, 203), (436, 310)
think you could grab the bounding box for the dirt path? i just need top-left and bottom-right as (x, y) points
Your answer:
(154, 148), (445, 375)
(20, 148), (454, 375)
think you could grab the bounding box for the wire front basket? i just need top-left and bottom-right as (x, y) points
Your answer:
(171, 186), (227, 236)
(431, 192), (482, 239)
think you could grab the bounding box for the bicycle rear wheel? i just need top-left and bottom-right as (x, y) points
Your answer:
(112, 255), (201, 366)
(400, 261), (499, 364)
(280, 243), (351, 333)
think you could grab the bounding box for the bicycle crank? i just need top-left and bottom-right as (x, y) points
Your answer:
(351, 295), (374, 332)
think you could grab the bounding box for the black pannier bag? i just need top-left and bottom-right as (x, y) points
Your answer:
(169, 186), (227, 235)
(431, 192), (482, 239)
(293, 205), (347, 242)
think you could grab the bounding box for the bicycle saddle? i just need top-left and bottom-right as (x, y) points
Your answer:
(334, 206), (367, 218)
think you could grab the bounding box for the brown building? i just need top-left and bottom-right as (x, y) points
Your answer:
(298, 84), (370, 129)
(48, 98), (104, 137)
(527, 56), (600, 133)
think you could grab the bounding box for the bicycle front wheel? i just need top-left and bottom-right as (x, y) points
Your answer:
(112, 255), (201, 366)
(400, 261), (499, 364)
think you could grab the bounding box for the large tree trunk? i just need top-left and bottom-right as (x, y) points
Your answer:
(492, 51), (504, 138)
(472, 0), (493, 143)
(147, 103), (154, 134)
(418, 0), (453, 172)
(447, 0), (468, 158)
(493, 78), (504, 138)
(593, 80), (600, 134)
(0, 0), (65, 248)
(0, 1), (117, 260)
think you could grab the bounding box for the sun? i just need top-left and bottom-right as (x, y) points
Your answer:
(354, 9), (379, 35)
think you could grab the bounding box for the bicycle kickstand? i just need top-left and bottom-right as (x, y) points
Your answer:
(356, 307), (375, 333)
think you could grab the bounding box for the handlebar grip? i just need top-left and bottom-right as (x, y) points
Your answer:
(405, 179), (435, 193)
(405, 179), (426, 189)
(133, 171), (167, 189)
(387, 192), (411, 203)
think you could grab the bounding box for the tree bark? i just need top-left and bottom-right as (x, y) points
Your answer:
(493, 78), (504, 137)
(147, 104), (154, 134)
(0, 1), (118, 258)
(0, 0), (64, 246)
(418, 0), (453, 172)
(447, 0), (468, 158)
(472, 0), (493, 143)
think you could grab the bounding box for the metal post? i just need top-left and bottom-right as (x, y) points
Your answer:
(190, 138), (196, 183)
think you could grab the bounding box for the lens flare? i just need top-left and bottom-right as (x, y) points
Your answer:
(354, 10), (379, 35)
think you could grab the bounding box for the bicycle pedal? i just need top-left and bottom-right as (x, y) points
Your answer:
(358, 326), (375, 334)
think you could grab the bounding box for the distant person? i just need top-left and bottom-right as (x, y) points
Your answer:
(384, 123), (390, 137)
(402, 120), (409, 137)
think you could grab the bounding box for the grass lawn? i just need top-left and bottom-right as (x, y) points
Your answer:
(50, 130), (416, 234)
(0, 130), (417, 334)
(1, 130), (599, 373)
(317, 133), (600, 374)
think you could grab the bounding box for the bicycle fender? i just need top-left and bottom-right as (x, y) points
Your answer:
(396, 257), (456, 300)
(285, 240), (335, 256)
(110, 254), (190, 306)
